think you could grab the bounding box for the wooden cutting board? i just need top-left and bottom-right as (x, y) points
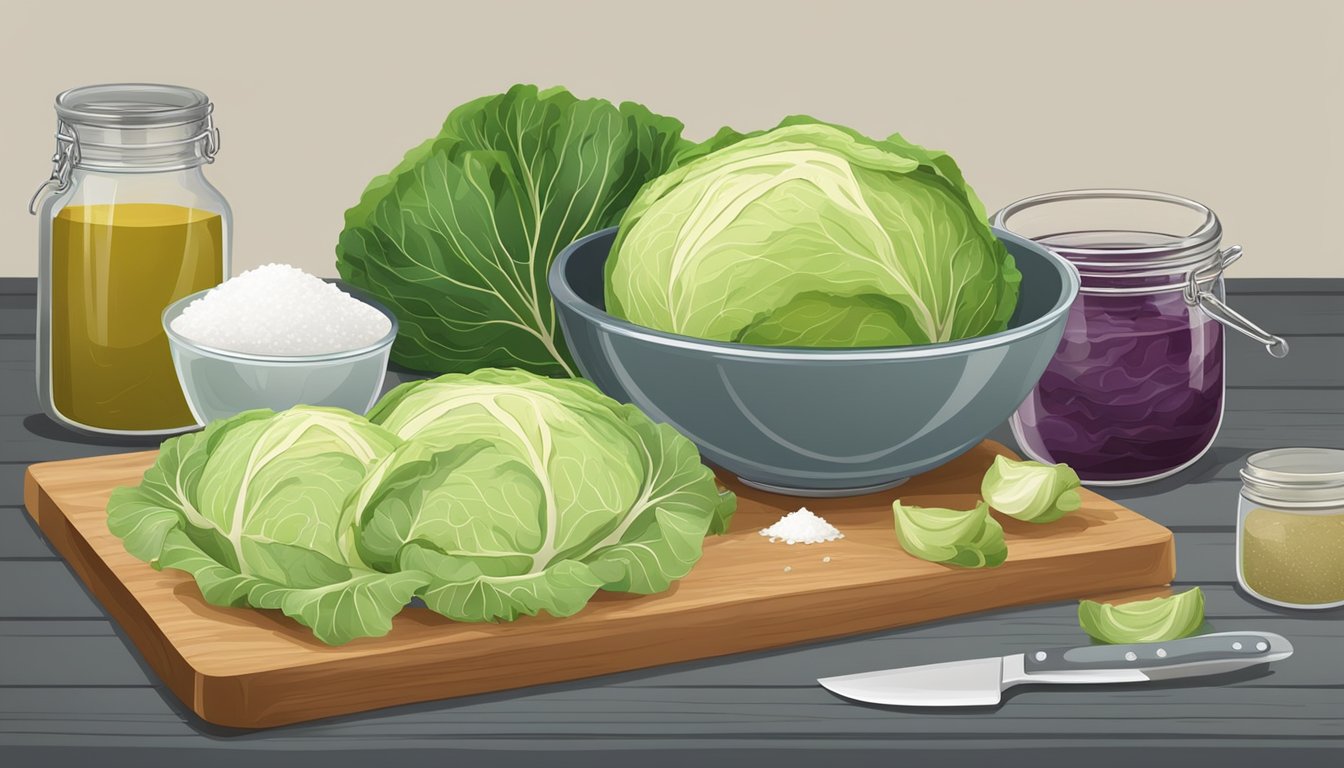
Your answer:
(24, 441), (1174, 729)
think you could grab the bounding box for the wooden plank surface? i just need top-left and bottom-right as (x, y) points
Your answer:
(23, 441), (1172, 728)
(1, 278), (1341, 766)
(3, 581), (1338, 688)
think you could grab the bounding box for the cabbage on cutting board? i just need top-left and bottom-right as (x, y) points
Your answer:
(358, 369), (735, 622)
(106, 408), (426, 646)
(107, 372), (735, 645)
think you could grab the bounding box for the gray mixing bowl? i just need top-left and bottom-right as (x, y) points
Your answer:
(550, 227), (1079, 497)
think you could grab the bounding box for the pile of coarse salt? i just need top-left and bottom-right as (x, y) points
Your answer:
(759, 507), (844, 545)
(170, 264), (392, 356)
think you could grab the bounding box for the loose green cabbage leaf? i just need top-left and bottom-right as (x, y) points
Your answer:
(981, 455), (1083, 524)
(353, 369), (736, 622)
(605, 118), (1020, 347)
(1078, 588), (1206, 644)
(892, 500), (1007, 568)
(107, 407), (427, 645)
(336, 84), (691, 376)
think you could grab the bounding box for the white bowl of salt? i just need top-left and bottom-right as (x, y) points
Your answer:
(162, 264), (397, 424)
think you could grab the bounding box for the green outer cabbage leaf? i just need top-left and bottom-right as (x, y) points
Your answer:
(605, 118), (1020, 347)
(335, 84), (691, 376)
(892, 500), (1007, 569)
(1078, 587), (1206, 644)
(107, 407), (427, 646)
(353, 368), (736, 622)
(981, 454), (1083, 524)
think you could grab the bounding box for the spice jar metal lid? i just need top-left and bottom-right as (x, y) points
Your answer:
(1240, 447), (1344, 509)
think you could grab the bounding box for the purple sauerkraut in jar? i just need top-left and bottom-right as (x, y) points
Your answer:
(994, 190), (1286, 486)
(1011, 272), (1224, 483)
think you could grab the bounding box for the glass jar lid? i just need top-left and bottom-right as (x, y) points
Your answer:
(993, 188), (1289, 358)
(55, 83), (212, 128)
(55, 83), (218, 172)
(29, 83), (221, 213)
(993, 189), (1223, 278)
(1240, 447), (1344, 509)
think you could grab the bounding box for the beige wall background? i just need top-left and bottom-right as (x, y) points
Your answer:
(2, 0), (1340, 277)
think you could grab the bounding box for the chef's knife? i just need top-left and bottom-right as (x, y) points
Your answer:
(817, 631), (1293, 707)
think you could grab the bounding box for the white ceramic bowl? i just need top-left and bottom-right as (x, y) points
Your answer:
(162, 288), (397, 423)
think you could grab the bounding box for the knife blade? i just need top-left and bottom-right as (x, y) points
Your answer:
(817, 631), (1293, 707)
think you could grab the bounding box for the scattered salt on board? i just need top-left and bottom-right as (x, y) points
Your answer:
(759, 507), (844, 545)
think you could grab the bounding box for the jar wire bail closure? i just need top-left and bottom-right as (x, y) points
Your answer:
(1182, 245), (1288, 357)
(27, 120), (79, 214)
(993, 189), (1288, 358)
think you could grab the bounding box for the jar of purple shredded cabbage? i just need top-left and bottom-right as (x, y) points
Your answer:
(993, 190), (1287, 485)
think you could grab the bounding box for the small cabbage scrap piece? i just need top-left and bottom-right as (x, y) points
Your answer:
(981, 455), (1083, 524)
(892, 500), (1007, 569)
(1078, 588), (1206, 644)
(353, 368), (736, 623)
(107, 407), (427, 646)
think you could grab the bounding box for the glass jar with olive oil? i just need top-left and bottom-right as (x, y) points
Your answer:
(31, 84), (230, 435)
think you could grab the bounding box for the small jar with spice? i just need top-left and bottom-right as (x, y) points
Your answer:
(1237, 448), (1344, 609)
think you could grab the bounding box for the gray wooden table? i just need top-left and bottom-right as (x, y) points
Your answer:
(1, 278), (1341, 767)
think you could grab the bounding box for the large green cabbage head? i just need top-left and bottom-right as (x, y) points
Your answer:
(353, 369), (736, 622)
(605, 119), (1021, 347)
(335, 84), (691, 376)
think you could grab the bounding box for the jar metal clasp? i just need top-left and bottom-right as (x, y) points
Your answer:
(1183, 245), (1290, 358)
(27, 109), (219, 214)
(27, 120), (79, 215)
(186, 107), (222, 164)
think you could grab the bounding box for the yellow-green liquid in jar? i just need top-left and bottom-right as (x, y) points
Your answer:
(1241, 507), (1344, 606)
(51, 203), (223, 431)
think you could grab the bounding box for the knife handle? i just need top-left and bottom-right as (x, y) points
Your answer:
(1023, 631), (1292, 675)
